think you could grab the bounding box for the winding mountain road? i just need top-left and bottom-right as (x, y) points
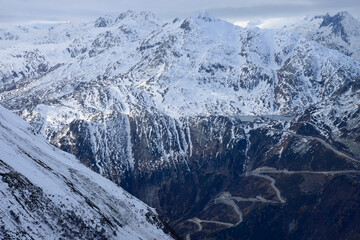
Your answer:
(185, 130), (360, 239)
(185, 166), (360, 239)
(285, 130), (360, 164)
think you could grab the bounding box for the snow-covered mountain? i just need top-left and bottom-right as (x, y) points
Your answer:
(1, 10), (360, 239)
(0, 10), (359, 175)
(0, 105), (175, 239)
(285, 11), (360, 60)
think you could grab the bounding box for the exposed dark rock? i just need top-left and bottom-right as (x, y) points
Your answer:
(95, 17), (111, 28)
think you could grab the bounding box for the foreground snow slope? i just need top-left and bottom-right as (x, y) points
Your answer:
(0, 104), (174, 240)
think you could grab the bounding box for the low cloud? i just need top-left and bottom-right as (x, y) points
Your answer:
(0, 0), (359, 25)
(208, 0), (360, 21)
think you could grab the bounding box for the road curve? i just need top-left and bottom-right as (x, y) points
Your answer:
(186, 217), (234, 240)
(246, 172), (286, 203)
(285, 130), (360, 164)
(215, 195), (243, 224)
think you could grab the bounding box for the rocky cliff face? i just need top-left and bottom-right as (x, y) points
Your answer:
(1, 10), (360, 239)
(0, 105), (176, 240)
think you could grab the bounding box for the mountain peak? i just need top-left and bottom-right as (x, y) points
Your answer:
(336, 11), (352, 18)
(94, 16), (113, 28)
(319, 11), (360, 42)
(115, 10), (158, 23)
(178, 11), (220, 32)
(310, 11), (354, 24)
(116, 10), (137, 21)
(320, 11), (349, 26)
(190, 10), (219, 22)
(286, 11), (360, 60)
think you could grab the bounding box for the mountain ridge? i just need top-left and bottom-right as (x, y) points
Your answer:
(285, 11), (360, 60)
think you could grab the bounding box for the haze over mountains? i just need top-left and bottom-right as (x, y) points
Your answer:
(1, 10), (360, 239)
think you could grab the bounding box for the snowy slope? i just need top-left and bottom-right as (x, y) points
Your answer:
(0, 104), (174, 240)
(285, 11), (360, 60)
(128, 12), (360, 116)
(1, 11), (359, 117)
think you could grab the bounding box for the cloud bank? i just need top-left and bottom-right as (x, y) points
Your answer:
(0, 0), (359, 25)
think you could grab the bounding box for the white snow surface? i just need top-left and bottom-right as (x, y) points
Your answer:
(1, 11), (359, 119)
(0, 104), (173, 240)
(285, 11), (360, 61)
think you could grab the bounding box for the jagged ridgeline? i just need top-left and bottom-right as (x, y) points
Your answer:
(1, 10), (360, 239)
(286, 11), (360, 60)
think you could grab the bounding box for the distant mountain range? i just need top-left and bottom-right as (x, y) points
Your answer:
(1, 10), (360, 239)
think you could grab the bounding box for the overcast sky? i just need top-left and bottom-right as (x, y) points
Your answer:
(1, 0), (359, 27)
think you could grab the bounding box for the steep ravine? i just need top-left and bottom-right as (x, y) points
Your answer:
(50, 113), (251, 223)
